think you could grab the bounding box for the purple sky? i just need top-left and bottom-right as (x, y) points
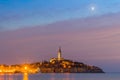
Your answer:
(1, 13), (120, 72)
(1, 0), (120, 72)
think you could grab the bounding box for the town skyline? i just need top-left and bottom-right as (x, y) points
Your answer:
(0, 47), (104, 73)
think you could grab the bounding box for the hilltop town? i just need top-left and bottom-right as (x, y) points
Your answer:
(0, 47), (104, 73)
(39, 47), (104, 73)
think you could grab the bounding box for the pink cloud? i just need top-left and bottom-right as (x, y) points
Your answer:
(1, 13), (120, 72)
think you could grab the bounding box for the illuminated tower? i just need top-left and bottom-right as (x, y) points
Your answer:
(58, 47), (62, 60)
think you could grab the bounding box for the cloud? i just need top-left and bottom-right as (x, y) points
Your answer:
(1, 13), (120, 72)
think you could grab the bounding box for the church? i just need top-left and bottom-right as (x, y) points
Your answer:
(50, 47), (64, 63)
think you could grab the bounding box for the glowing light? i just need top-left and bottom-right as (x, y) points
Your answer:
(0, 69), (2, 72)
(91, 6), (95, 11)
(24, 66), (28, 70)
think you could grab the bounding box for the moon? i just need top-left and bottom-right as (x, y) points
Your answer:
(91, 6), (95, 11)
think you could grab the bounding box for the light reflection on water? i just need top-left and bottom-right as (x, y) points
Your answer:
(23, 73), (28, 80)
(0, 73), (27, 80)
(0, 74), (4, 80)
(0, 73), (120, 80)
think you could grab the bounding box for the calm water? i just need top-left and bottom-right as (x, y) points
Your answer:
(0, 73), (120, 80)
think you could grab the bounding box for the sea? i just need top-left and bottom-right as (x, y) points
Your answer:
(0, 73), (120, 80)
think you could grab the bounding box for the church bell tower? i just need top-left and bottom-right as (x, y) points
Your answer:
(58, 47), (62, 60)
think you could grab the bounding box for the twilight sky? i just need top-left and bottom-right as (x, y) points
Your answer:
(1, 0), (120, 72)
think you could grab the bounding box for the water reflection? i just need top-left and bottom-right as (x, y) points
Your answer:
(0, 73), (28, 80)
(50, 73), (55, 80)
(0, 73), (119, 80)
(0, 74), (14, 80)
(0, 74), (4, 80)
(50, 73), (74, 80)
(7, 74), (13, 80)
(23, 73), (28, 80)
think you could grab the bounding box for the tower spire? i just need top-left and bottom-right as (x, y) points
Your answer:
(58, 46), (62, 60)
